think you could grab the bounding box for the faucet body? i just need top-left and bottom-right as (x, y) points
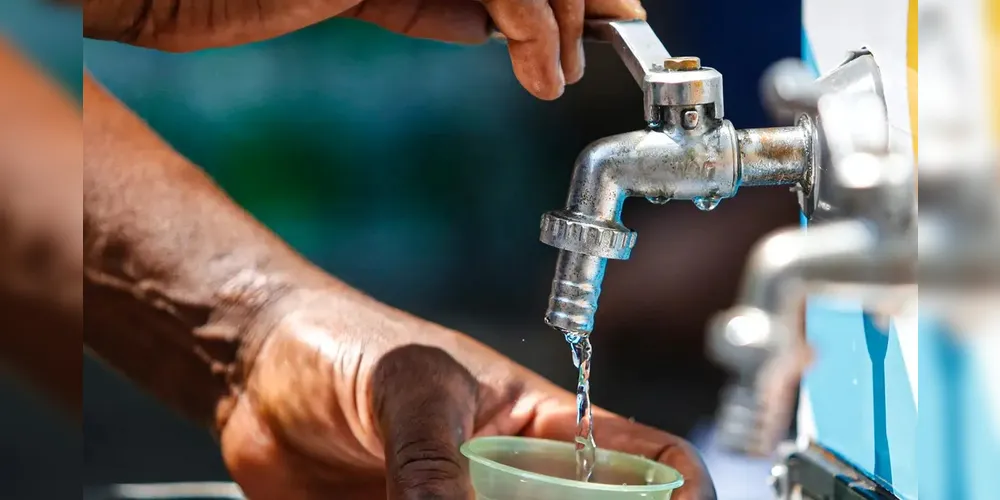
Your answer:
(539, 20), (814, 336)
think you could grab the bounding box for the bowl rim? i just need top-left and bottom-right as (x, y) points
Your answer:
(459, 436), (685, 493)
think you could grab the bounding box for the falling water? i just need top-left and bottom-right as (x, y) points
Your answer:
(566, 333), (596, 482)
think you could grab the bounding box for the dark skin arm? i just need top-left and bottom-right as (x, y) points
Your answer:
(77, 0), (650, 426)
(84, 72), (715, 499)
(0, 38), (82, 416)
(79, 1), (715, 495)
(82, 72), (333, 425)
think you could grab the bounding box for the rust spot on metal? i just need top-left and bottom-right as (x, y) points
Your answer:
(664, 56), (701, 71)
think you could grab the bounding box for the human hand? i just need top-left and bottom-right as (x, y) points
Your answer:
(219, 287), (715, 499)
(83, 0), (646, 100)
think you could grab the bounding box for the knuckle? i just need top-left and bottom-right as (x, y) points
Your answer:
(543, 14), (560, 35)
(395, 439), (463, 470)
(393, 440), (466, 496)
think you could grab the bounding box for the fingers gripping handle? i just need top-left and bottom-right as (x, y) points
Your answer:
(489, 19), (671, 87)
(588, 20), (673, 86)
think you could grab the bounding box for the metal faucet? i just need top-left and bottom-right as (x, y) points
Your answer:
(538, 20), (814, 337)
(707, 54), (918, 456)
(761, 6), (998, 498)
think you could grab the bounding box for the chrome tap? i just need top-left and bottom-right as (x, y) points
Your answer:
(707, 53), (918, 456)
(538, 20), (814, 337)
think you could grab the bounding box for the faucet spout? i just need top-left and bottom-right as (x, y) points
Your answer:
(563, 125), (742, 222)
(709, 220), (881, 380)
(710, 219), (915, 455)
(737, 220), (880, 314)
(540, 121), (816, 336)
(540, 123), (741, 335)
(537, 20), (819, 338)
(708, 220), (877, 455)
(545, 251), (607, 335)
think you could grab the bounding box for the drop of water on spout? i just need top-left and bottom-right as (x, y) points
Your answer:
(646, 196), (670, 205)
(693, 196), (722, 211)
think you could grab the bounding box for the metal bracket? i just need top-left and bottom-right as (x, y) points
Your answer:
(774, 444), (897, 500)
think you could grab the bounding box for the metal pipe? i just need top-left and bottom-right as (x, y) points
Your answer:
(736, 220), (878, 313)
(715, 220), (915, 368)
(560, 123), (812, 222)
(738, 126), (812, 188)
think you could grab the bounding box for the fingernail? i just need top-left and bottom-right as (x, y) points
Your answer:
(532, 78), (563, 100)
(565, 48), (585, 84)
(575, 38), (586, 82)
(631, 3), (648, 19)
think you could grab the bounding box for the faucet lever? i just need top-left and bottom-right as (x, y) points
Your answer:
(583, 19), (672, 86)
(492, 18), (723, 123)
(576, 21), (726, 124)
(491, 18), (670, 86)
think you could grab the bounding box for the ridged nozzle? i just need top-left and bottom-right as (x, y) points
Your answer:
(544, 251), (607, 335)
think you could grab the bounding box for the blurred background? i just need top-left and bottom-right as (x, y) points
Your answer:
(3, 0), (800, 497)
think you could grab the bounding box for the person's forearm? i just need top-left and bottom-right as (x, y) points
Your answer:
(0, 39), (82, 314)
(83, 73), (338, 427)
(0, 38), (83, 415)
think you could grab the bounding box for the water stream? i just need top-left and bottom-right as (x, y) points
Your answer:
(566, 333), (596, 482)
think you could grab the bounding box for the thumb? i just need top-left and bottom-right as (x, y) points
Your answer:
(583, 0), (647, 20)
(371, 344), (479, 500)
(341, 0), (491, 45)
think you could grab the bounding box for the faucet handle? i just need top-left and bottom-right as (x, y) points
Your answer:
(760, 58), (823, 123)
(579, 20), (725, 123)
(539, 20), (727, 124)
(582, 19), (672, 86)
(708, 306), (781, 375)
(489, 18), (671, 86)
(491, 18), (724, 124)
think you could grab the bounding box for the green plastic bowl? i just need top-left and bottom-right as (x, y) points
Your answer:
(460, 436), (684, 500)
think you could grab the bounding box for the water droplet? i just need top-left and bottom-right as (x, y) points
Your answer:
(693, 196), (722, 211)
(647, 196), (670, 205)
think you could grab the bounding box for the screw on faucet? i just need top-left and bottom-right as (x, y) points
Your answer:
(663, 56), (701, 71)
(682, 110), (700, 130)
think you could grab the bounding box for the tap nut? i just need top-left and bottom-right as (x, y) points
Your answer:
(682, 110), (700, 130)
(539, 211), (636, 259)
(663, 56), (702, 71)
